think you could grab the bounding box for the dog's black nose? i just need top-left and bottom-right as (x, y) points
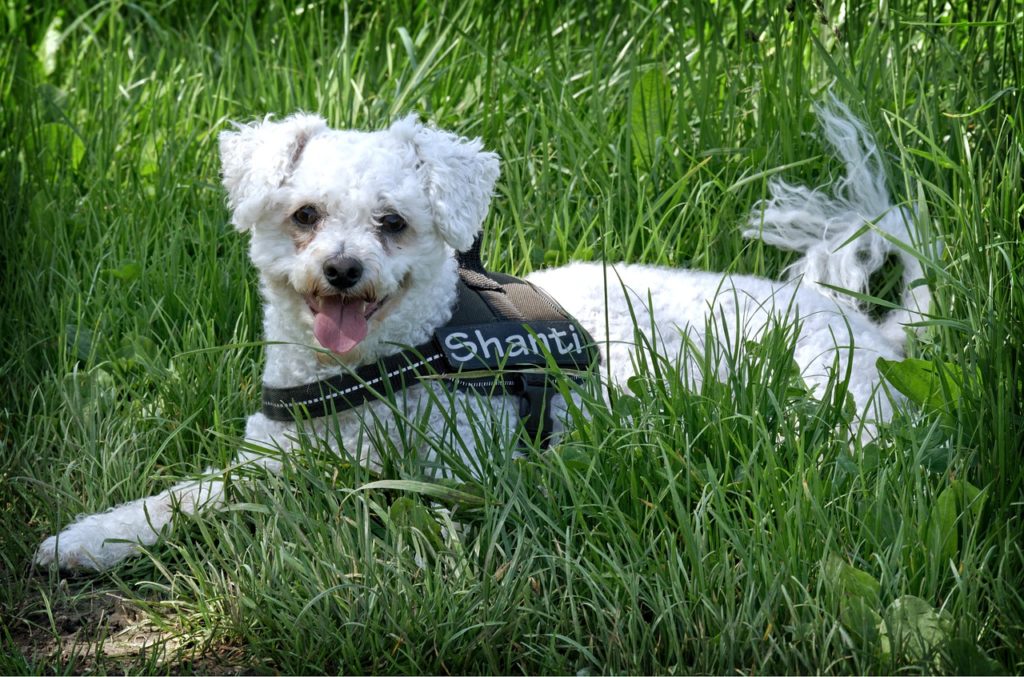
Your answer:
(323, 256), (363, 290)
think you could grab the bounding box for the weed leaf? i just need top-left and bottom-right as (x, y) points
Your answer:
(630, 68), (672, 171)
(884, 595), (952, 665)
(877, 357), (964, 423)
(924, 479), (986, 566)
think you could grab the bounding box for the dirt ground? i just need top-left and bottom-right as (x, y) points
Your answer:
(7, 579), (256, 674)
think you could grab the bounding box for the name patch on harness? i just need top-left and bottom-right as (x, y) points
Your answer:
(436, 320), (592, 370)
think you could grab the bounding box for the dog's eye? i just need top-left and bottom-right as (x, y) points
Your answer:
(291, 205), (321, 228)
(379, 213), (408, 235)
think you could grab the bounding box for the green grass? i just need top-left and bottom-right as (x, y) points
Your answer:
(2, 0), (1022, 673)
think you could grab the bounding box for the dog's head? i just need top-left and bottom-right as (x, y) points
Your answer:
(219, 114), (500, 357)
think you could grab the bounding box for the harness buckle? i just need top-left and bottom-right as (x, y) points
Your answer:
(512, 372), (556, 446)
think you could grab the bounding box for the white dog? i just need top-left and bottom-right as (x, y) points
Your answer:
(35, 103), (930, 572)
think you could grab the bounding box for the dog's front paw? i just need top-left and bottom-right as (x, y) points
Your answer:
(34, 521), (142, 573)
(33, 533), (62, 568)
(33, 498), (170, 572)
(35, 532), (118, 572)
(33, 532), (108, 572)
(34, 480), (222, 572)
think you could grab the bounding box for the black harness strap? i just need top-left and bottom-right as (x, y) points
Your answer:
(259, 339), (446, 421)
(262, 236), (598, 446)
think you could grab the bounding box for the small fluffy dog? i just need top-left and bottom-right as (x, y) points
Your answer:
(36, 103), (930, 571)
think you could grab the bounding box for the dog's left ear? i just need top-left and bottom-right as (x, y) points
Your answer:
(390, 115), (500, 252)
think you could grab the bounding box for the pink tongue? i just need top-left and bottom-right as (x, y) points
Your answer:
(313, 297), (368, 354)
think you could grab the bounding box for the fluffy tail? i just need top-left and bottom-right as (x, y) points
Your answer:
(743, 98), (933, 349)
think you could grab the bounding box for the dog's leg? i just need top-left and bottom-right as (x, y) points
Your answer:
(34, 418), (302, 572)
(34, 406), (389, 572)
(34, 475), (226, 572)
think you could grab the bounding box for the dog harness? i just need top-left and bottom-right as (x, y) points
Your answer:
(260, 237), (599, 446)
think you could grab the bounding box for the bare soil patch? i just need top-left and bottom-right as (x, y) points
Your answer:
(7, 579), (256, 674)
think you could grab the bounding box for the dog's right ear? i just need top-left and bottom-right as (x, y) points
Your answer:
(218, 113), (327, 232)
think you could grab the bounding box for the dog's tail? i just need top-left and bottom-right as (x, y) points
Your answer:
(743, 99), (933, 349)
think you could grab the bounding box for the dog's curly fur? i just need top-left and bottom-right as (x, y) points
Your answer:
(35, 103), (930, 572)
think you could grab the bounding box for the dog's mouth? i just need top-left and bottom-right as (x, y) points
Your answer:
(305, 293), (388, 355)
